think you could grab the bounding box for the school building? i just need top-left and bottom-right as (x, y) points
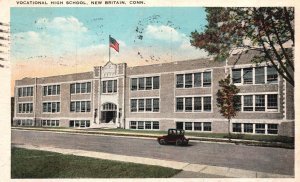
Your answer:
(13, 50), (294, 137)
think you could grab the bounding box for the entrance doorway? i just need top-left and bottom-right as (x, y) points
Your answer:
(101, 103), (117, 123)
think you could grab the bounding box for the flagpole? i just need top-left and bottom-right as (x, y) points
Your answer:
(109, 35), (111, 62)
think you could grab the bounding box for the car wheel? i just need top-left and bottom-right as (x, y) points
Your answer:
(159, 139), (166, 145)
(176, 139), (183, 146)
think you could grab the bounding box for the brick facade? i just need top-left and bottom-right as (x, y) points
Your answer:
(13, 51), (295, 136)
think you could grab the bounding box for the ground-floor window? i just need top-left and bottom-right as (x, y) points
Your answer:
(42, 120), (59, 127)
(232, 123), (242, 132)
(69, 120), (90, 128)
(17, 119), (33, 126)
(130, 121), (159, 130)
(176, 122), (212, 132)
(232, 123), (278, 135)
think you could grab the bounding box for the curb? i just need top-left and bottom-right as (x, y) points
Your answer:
(12, 127), (294, 149)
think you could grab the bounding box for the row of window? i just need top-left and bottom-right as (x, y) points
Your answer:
(70, 101), (91, 112)
(232, 66), (278, 85)
(102, 80), (117, 93)
(16, 119), (33, 126)
(176, 72), (211, 88)
(18, 87), (33, 97)
(43, 85), (60, 96)
(69, 120), (91, 128)
(42, 102), (61, 113)
(232, 123), (278, 134)
(18, 103), (33, 113)
(177, 122), (212, 131)
(130, 121), (159, 130)
(176, 97), (212, 112)
(131, 76), (160, 91)
(70, 82), (91, 94)
(131, 98), (160, 112)
(42, 120), (60, 127)
(237, 94), (278, 112)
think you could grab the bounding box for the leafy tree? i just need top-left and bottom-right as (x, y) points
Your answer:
(191, 7), (294, 86)
(216, 75), (240, 139)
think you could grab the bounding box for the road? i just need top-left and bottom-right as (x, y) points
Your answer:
(11, 129), (294, 175)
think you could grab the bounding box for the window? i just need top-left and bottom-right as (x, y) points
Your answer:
(70, 101), (91, 112)
(243, 68), (253, 84)
(185, 122), (192, 130)
(102, 80), (117, 93)
(232, 123), (242, 132)
(42, 120), (59, 127)
(194, 73), (202, 87)
(107, 80), (113, 93)
(70, 84), (75, 94)
(203, 97), (212, 111)
(194, 122), (202, 131)
(255, 95), (265, 111)
(81, 83), (86, 93)
(138, 99), (144, 111)
(267, 66), (278, 83)
(131, 98), (159, 112)
(243, 95), (253, 111)
(203, 122), (212, 131)
(18, 103), (33, 113)
(71, 82), (91, 94)
(69, 120), (90, 128)
(255, 67), (265, 84)
(255, 124), (265, 134)
(42, 102), (60, 113)
(17, 119), (33, 126)
(185, 97), (192, 111)
(153, 76), (160, 89)
(153, 121), (159, 129)
(176, 74), (184, 88)
(267, 124), (278, 134)
(234, 95), (241, 111)
(176, 98), (184, 111)
(194, 97), (202, 111)
(131, 99), (137, 112)
(146, 77), (152, 90)
(138, 78), (145, 90)
(18, 87), (34, 97)
(153, 99), (159, 112)
(131, 78), (137, 91)
(146, 99), (152, 111)
(130, 121), (159, 130)
(185, 74), (192, 88)
(203, 72), (211, 87)
(244, 123), (253, 133)
(145, 121), (152, 129)
(130, 121), (137, 129)
(267, 94), (278, 110)
(232, 69), (242, 84)
(138, 121), (144, 129)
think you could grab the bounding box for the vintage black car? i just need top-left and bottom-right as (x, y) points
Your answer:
(157, 129), (189, 146)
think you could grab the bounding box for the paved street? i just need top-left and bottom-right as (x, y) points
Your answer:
(12, 129), (294, 175)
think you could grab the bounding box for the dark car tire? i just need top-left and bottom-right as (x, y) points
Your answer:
(176, 139), (183, 146)
(159, 139), (166, 145)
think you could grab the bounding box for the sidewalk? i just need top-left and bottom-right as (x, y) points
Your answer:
(12, 127), (294, 149)
(12, 144), (293, 178)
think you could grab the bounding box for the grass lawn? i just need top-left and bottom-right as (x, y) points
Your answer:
(11, 147), (181, 178)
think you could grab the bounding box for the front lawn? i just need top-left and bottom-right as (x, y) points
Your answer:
(11, 147), (180, 178)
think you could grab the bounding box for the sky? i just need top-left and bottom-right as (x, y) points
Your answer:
(11, 7), (208, 94)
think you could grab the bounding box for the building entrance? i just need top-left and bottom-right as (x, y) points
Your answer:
(101, 103), (117, 123)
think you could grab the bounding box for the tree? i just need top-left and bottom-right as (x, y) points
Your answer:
(216, 75), (240, 139)
(190, 7), (294, 86)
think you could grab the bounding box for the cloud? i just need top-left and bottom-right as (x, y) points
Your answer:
(36, 16), (88, 32)
(145, 25), (186, 42)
